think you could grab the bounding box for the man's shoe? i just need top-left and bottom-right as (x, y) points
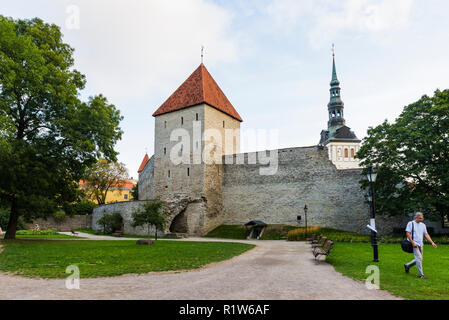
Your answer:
(404, 264), (409, 273)
(419, 275), (428, 279)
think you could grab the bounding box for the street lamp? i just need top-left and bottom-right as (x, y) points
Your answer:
(304, 204), (308, 240)
(366, 165), (379, 262)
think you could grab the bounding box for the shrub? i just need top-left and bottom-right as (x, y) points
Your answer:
(97, 212), (123, 234)
(53, 210), (66, 223)
(287, 226), (322, 241)
(287, 227), (371, 243)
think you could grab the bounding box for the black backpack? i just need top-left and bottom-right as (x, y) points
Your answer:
(401, 221), (414, 253)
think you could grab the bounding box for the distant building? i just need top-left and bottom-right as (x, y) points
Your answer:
(79, 179), (136, 204)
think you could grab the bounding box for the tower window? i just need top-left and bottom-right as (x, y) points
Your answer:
(164, 147), (166, 155)
(181, 117), (183, 125)
(196, 113), (198, 121)
(164, 121), (167, 128)
(168, 170), (171, 178)
(344, 149), (349, 158)
(187, 168), (190, 176)
(223, 121), (225, 128)
(351, 148), (355, 158)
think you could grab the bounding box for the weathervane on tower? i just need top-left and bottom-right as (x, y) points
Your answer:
(201, 45), (204, 64)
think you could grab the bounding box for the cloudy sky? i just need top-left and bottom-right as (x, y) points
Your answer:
(1, 0), (448, 176)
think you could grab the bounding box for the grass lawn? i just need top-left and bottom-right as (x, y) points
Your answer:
(326, 242), (449, 300)
(74, 228), (161, 239)
(2, 230), (83, 239)
(0, 239), (255, 278)
(204, 224), (298, 240)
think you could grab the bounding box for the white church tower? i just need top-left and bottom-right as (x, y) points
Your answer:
(319, 51), (361, 169)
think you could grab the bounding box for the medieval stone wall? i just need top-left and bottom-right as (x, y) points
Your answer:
(222, 146), (371, 234)
(28, 215), (92, 230)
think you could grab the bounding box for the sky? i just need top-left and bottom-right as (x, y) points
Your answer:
(1, 0), (448, 177)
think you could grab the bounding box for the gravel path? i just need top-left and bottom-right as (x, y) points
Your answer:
(0, 236), (401, 300)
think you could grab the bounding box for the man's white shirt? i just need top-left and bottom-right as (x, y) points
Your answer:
(405, 221), (428, 247)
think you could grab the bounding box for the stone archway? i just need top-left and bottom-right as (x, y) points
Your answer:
(169, 209), (188, 233)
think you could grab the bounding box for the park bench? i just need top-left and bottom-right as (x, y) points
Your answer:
(311, 234), (322, 244)
(112, 230), (123, 237)
(59, 227), (72, 232)
(311, 236), (327, 249)
(306, 234), (316, 243)
(313, 240), (334, 260)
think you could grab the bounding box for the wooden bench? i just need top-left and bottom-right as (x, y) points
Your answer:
(311, 236), (327, 249)
(311, 234), (322, 244)
(112, 230), (123, 237)
(313, 240), (334, 260)
(306, 234), (316, 243)
(59, 228), (72, 232)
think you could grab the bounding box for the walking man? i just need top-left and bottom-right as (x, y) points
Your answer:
(404, 212), (437, 278)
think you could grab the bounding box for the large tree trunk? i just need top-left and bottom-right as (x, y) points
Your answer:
(4, 199), (19, 240)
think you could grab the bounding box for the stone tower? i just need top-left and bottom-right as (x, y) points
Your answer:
(150, 63), (242, 235)
(319, 53), (361, 169)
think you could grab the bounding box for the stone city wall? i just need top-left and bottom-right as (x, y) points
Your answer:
(222, 146), (372, 234)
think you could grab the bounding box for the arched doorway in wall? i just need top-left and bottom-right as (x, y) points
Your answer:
(169, 209), (188, 233)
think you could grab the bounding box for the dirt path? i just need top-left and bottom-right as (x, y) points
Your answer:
(0, 238), (401, 300)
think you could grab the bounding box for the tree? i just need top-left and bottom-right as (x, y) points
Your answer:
(53, 209), (66, 229)
(131, 200), (165, 241)
(0, 16), (123, 239)
(82, 159), (129, 205)
(357, 89), (449, 222)
(131, 182), (139, 200)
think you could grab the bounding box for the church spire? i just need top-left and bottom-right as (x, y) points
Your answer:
(327, 47), (345, 129)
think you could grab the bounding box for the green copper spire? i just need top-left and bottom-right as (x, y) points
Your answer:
(327, 50), (345, 129)
(330, 55), (340, 86)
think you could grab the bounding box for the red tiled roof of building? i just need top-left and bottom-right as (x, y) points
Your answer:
(79, 180), (136, 190)
(152, 64), (243, 122)
(138, 153), (150, 173)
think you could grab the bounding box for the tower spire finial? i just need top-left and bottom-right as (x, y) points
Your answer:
(201, 45), (204, 64)
(332, 43), (335, 57)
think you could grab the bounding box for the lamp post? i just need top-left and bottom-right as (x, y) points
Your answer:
(366, 165), (379, 262)
(304, 204), (308, 240)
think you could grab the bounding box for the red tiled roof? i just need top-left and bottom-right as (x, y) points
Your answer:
(137, 153), (150, 173)
(79, 180), (136, 190)
(152, 64), (243, 122)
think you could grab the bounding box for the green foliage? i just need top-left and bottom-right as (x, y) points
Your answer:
(0, 15), (123, 238)
(82, 159), (129, 205)
(131, 182), (139, 200)
(97, 212), (123, 234)
(131, 199), (165, 239)
(327, 243), (449, 300)
(287, 227), (371, 242)
(70, 200), (96, 216)
(204, 225), (247, 239)
(0, 240), (255, 278)
(53, 210), (66, 223)
(357, 89), (449, 220)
